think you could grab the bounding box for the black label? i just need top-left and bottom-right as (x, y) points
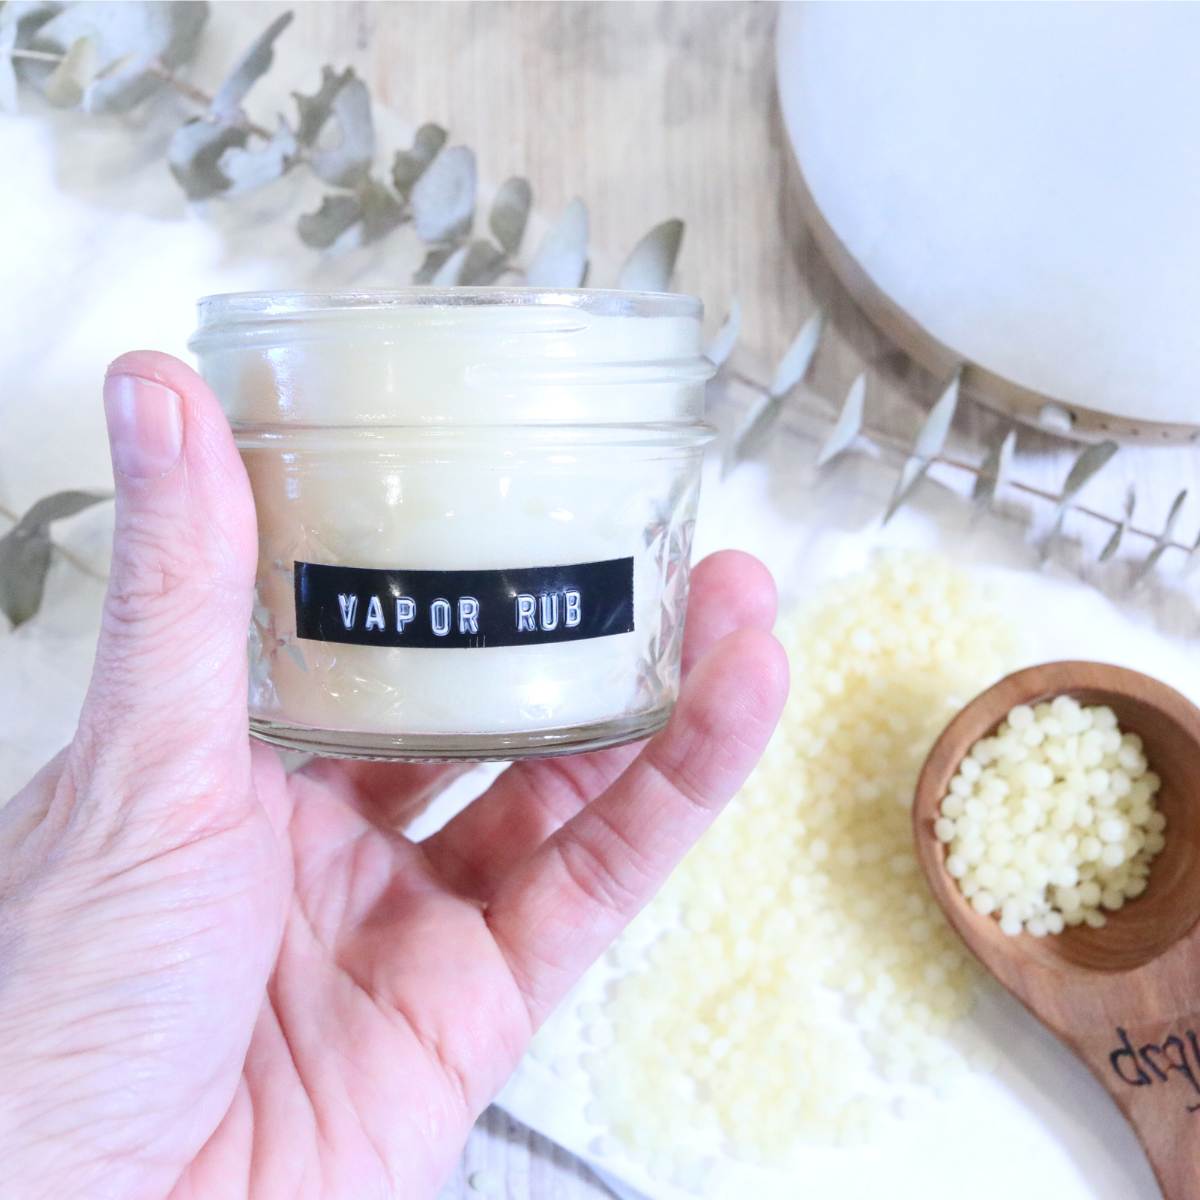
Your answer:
(294, 557), (634, 649)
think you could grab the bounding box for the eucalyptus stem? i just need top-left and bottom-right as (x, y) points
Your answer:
(726, 368), (1192, 560)
(145, 59), (218, 112)
(11, 47), (273, 140)
(146, 58), (274, 139)
(9, 48), (60, 64)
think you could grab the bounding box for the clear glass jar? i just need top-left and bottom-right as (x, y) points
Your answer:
(190, 288), (714, 760)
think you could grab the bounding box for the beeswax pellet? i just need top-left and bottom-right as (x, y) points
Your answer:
(940, 700), (1163, 936)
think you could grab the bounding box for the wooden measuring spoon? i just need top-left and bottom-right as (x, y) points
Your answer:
(913, 661), (1200, 1200)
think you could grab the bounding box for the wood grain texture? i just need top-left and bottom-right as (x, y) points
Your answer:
(914, 661), (1200, 1200)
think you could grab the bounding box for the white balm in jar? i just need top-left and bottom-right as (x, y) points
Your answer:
(190, 289), (714, 760)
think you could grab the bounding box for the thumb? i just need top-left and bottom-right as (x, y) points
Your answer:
(74, 351), (257, 777)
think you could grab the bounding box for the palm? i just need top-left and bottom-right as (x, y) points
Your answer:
(172, 753), (537, 1200)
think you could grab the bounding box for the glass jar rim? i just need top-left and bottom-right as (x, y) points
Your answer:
(194, 286), (702, 332)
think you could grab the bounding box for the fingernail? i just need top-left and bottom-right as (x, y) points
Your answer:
(103, 374), (183, 479)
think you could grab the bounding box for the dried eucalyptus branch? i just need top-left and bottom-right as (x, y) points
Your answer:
(0, 493), (110, 626)
(727, 313), (822, 471)
(722, 358), (1195, 569)
(4, 1), (1195, 627)
(0, 0), (694, 625)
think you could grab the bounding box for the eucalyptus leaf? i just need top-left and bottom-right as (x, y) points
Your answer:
(0, 489), (109, 627)
(32, 1), (208, 113)
(458, 238), (507, 285)
(815, 371), (866, 468)
(168, 117), (247, 200)
(429, 242), (469, 286)
(294, 175), (402, 250)
(293, 64), (353, 145)
(1099, 486), (1135, 563)
(913, 374), (960, 460)
(769, 312), (823, 398)
(525, 197), (589, 288)
(427, 237), (510, 287)
(218, 115), (297, 192)
(282, 641), (308, 673)
(308, 73), (374, 188)
(727, 393), (782, 471)
(705, 299), (741, 370)
(210, 10), (292, 123)
(883, 374), (960, 523)
(297, 191), (361, 249)
(1137, 488), (1188, 579)
(617, 218), (684, 293)
(84, 65), (160, 114)
(296, 178), (402, 249)
(1061, 439), (1119, 503)
(0, 531), (53, 628)
(972, 426), (1016, 510)
(2, 2), (61, 52)
(357, 176), (404, 243)
(391, 122), (446, 197)
(42, 31), (95, 106)
(1050, 439), (1119, 538)
(725, 313), (825, 470)
(16, 488), (110, 529)
(411, 144), (476, 243)
(489, 176), (532, 256)
(413, 245), (455, 285)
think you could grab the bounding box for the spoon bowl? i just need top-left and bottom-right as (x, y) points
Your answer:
(915, 660), (1200, 973)
(914, 660), (1200, 1199)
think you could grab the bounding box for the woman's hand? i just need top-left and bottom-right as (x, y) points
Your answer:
(0, 352), (787, 1200)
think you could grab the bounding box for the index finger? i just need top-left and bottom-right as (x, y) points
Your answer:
(421, 549), (779, 894)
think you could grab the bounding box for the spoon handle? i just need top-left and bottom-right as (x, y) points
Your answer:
(1075, 1022), (1200, 1199)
